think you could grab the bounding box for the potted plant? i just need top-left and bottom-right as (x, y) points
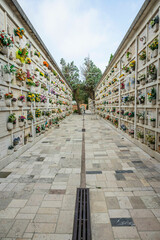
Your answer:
(16, 69), (26, 86)
(0, 30), (14, 55)
(34, 50), (40, 62)
(150, 15), (159, 32)
(137, 131), (144, 143)
(128, 112), (134, 122)
(19, 115), (26, 127)
(18, 95), (25, 107)
(4, 92), (13, 106)
(148, 64), (157, 80)
(139, 50), (146, 65)
(7, 113), (16, 130)
(14, 27), (25, 43)
(12, 97), (17, 107)
(150, 118), (156, 128)
(3, 65), (15, 83)
(27, 112), (34, 124)
(46, 111), (51, 118)
(26, 78), (35, 89)
(148, 87), (156, 105)
(121, 124), (127, 132)
(7, 145), (14, 155)
(43, 61), (49, 71)
(149, 38), (158, 58)
(25, 57), (32, 70)
(40, 95), (47, 106)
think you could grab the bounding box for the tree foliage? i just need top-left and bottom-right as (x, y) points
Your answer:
(109, 53), (113, 64)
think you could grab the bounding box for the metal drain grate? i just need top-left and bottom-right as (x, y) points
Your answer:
(72, 188), (92, 240)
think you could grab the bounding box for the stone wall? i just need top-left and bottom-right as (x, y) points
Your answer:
(0, 0), (72, 168)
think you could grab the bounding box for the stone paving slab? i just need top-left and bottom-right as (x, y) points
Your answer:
(0, 115), (160, 239)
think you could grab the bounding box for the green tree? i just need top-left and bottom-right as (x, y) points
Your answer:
(109, 53), (113, 64)
(81, 57), (102, 101)
(60, 58), (82, 114)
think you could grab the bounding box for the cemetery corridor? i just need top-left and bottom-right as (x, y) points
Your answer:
(0, 114), (160, 239)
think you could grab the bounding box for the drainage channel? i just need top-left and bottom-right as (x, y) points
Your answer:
(72, 114), (92, 240)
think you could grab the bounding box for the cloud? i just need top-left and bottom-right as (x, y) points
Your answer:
(17, 0), (144, 74)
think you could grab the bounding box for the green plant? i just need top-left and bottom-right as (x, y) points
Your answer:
(150, 118), (156, 122)
(149, 39), (158, 50)
(139, 50), (146, 60)
(126, 51), (131, 59)
(148, 88), (156, 102)
(137, 131), (144, 139)
(27, 112), (34, 120)
(8, 145), (14, 150)
(150, 15), (159, 28)
(8, 113), (16, 123)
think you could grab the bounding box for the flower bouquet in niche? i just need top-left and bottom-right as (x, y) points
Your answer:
(41, 124), (45, 133)
(7, 113), (16, 130)
(129, 129), (134, 137)
(137, 131), (144, 143)
(27, 92), (35, 106)
(139, 50), (146, 65)
(35, 93), (41, 107)
(148, 64), (157, 81)
(149, 38), (158, 58)
(4, 92), (13, 106)
(138, 74), (146, 86)
(138, 95), (145, 104)
(14, 27), (25, 42)
(40, 95), (47, 106)
(0, 30), (14, 55)
(11, 97), (17, 107)
(150, 118), (156, 128)
(148, 87), (156, 105)
(3, 65), (15, 83)
(34, 50), (40, 63)
(25, 58), (32, 70)
(129, 60), (136, 71)
(27, 111), (34, 125)
(35, 108), (41, 119)
(18, 115), (26, 127)
(16, 47), (28, 65)
(16, 69), (26, 86)
(18, 95), (25, 107)
(36, 125), (41, 136)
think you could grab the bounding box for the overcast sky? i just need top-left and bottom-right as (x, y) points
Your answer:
(17, 0), (144, 73)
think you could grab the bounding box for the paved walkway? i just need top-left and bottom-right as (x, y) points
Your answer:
(0, 114), (160, 240)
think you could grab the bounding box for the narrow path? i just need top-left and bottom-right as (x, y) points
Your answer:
(0, 114), (160, 240)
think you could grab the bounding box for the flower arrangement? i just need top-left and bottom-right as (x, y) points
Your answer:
(121, 82), (125, 89)
(41, 83), (48, 91)
(148, 64), (157, 76)
(12, 97), (17, 102)
(57, 108), (62, 113)
(14, 27), (25, 39)
(43, 61), (49, 68)
(19, 115), (26, 122)
(126, 51), (131, 59)
(124, 111), (129, 116)
(121, 124), (127, 131)
(35, 93), (41, 102)
(150, 15), (159, 28)
(35, 109), (41, 118)
(117, 110), (119, 114)
(139, 50), (146, 60)
(129, 60), (135, 70)
(46, 111), (51, 117)
(150, 118), (156, 122)
(0, 30), (14, 47)
(52, 69), (57, 76)
(111, 107), (115, 113)
(27, 92), (35, 102)
(149, 38), (158, 51)
(139, 95), (145, 104)
(39, 71), (44, 77)
(16, 69), (26, 82)
(40, 95), (47, 103)
(128, 112), (134, 118)
(16, 47), (28, 63)
(18, 95), (25, 102)
(129, 129), (134, 135)
(35, 81), (40, 87)
(137, 131), (144, 139)
(119, 74), (124, 78)
(5, 92), (13, 99)
(3, 65), (15, 74)
(148, 87), (156, 102)
(26, 78), (35, 86)
(34, 50), (40, 57)
(27, 112), (34, 120)
(122, 66), (130, 73)
(25, 57), (31, 65)
(8, 113), (16, 123)
(41, 124), (45, 131)
(36, 125), (41, 133)
(49, 99), (52, 104)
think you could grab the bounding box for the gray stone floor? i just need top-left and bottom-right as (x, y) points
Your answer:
(0, 114), (160, 240)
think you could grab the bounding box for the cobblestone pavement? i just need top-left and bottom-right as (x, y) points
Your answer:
(0, 114), (160, 240)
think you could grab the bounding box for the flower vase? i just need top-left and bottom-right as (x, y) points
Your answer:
(27, 102), (32, 107)
(152, 99), (156, 105)
(139, 119), (144, 124)
(7, 122), (13, 130)
(17, 80), (22, 87)
(18, 101), (23, 107)
(6, 99), (11, 107)
(153, 23), (159, 33)
(151, 121), (156, 128)
(0, 46), (8, 56)
(14, 145), (19, 151)
(12, 101), (17, 108)
(19, 121), (24, 127)
(153, 49), (158, 58)
(28, 137), (33, 142)
(150, 144), (155, 150)
(141, 79), (145, 86)
(15, 36), (20, 44)
(25, 64), (30, 71)
(143, 59), (146, 65)
(28, 120), (32, 125)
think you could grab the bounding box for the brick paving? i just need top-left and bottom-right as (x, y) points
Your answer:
(0, 114), (160, 239)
